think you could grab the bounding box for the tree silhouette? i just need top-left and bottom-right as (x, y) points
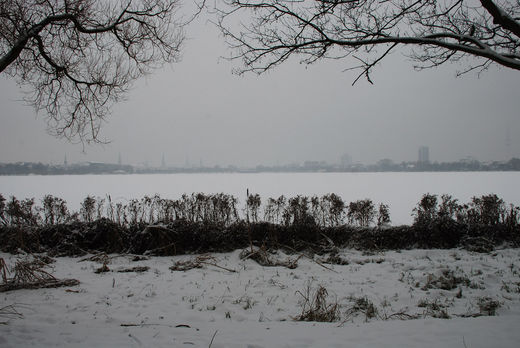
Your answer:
(215, 0), (520, 83)
(0, 0), (184, 141)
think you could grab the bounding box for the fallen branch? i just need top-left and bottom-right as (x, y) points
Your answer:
(199, 261), (236, 273)
(79, 252), (110, 263)
(144, 242), (177, 256)
(120, 323), (177, 328)
(311, 258), (338, 273)
(170, 255), (235, 272)
(0, 257), (80, 292)
(117, 266), (150, 273)
(0, 278), (80, 292)
(384, 310), (420, 320)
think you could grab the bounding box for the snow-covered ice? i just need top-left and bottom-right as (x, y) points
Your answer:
(1, 248), (519, 347)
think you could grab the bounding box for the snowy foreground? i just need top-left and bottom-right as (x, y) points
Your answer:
(1, 248), (520, 348)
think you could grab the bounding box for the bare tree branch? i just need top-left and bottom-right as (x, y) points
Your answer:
(213, 0), (520, 83)
(0, 0), (184, 142)
(480, 0), (520, 38)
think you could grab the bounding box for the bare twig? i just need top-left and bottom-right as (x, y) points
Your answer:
(0, 304), (24, 320)
(209, 330), (218, 348)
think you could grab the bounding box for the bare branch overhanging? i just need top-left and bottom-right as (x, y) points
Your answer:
(213, 0), (520, 83)
(0, 0), (184, 142)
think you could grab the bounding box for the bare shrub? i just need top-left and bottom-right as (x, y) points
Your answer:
(127, 198), (143, 225)
(347, 199), (376, 227)
(284, 196), (314, 225)
(438, 194), (461, 221)
(42, 195), (69, 225)
(4, 196), (40, 226)
(413, 194), (438, 226)
(0, 193), (7, 225)
(264, 195), (287, 224)
(294, 284), (339, 322)
(418, 298), (451, 319)
(245, 193), (261, 223)
(467, 194), (506, 226)
(377, 203), (391, 227)
(422, 269), (470, 291)
(80, 196), (97, 223)
(311, 194), (346, 227)
(477, 297), (501, 316)
(114, 202), (127, 226)
(344, 296), (379, 322)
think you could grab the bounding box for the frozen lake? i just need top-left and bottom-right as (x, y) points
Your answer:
(1, 172), (519, 225)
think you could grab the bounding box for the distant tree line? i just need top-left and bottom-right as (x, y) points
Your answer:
(0, 162), (133, 175)
(2, 158), (519, 175)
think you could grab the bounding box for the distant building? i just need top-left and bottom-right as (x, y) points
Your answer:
(418, 146), (429, 163)
(340, 153), (352, 168)
(303, 160), (327, 170)
(377, 158), (394, 170)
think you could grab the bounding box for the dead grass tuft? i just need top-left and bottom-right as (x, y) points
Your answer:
(477, 297), (501, 316)
(94, 262), (110, 273)
(418, 298), (451, 319)
(240, 246), (300, 269)
(294, 284), (339, 322)
(422, 269), (470, 291)
(344, 296), (379, 322)
(0, 256), (79, 292)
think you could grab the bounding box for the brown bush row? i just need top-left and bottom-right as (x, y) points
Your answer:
(2, 192), (518, 228)
(0, 192), (518, 256)
(0, 217), (518, 256)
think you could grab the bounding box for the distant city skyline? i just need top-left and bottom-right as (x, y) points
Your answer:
(3, 147), (516, 169)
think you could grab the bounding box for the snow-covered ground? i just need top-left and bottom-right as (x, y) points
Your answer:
(1, 248), (520, 347)
(1, 172), (520, 225)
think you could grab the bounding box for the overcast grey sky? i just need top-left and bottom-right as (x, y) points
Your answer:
(1, 12), (519, 167)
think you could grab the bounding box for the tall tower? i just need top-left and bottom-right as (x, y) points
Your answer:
(64, 154), (68, 166)
(418, 146), (429, 163)
(506, 126), (512, 160)
(118, 152), (122, 165)
(161, 153), (166, 168)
